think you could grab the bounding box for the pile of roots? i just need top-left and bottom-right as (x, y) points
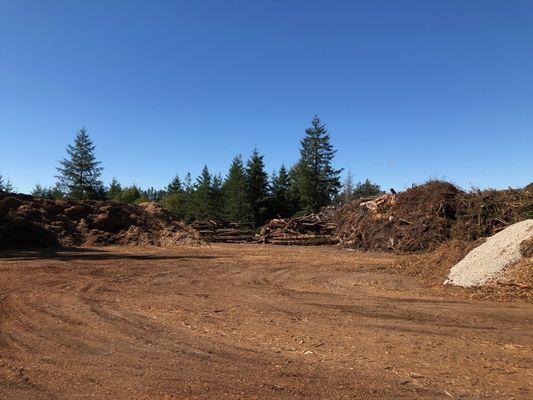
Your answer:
(334, 181), (533, 252)
(0, 193), (201, 248)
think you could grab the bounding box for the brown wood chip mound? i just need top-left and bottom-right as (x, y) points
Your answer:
(0, 193), (201, 248)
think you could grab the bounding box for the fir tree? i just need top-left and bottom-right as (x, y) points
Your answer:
(107, 178), (122, 200)
(184, 172), (193, 194)
(295, 115), (342, 213)
(211, 173), (224, 219)
(246, 148), (269, 226)
(31, 183), (64, 199)
(167, 175), (183, 193)
(56, 127), (103, 200)
(193, 166), (213, 220)
(222, 155), (252, 223)
(270, 164), (292, 218)
(341, 169), (355, 203)
(352, 179), (382, 199)
(0, 173), (14, 193)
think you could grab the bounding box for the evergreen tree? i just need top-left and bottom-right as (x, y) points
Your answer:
(144, 187), (164, 202)
(56, 127), (103, 200)
(295, 115), (342, 213)
(341, 169), (355, 203)
(0, 173), (14, 193)
(352, 179), (382, 199)
(114, 185), (146, 204)
(184, 172), (193, 194)
(211, 173), (224, 219)
(222, 155), (252, 223)
(31, 183), (64, 199)
(246, 148), (269, 226)
(167, 175), (183, 193)
(270, 164), (292, 218)
(193, 166), (213, 220)
(107, 178), (122, 200)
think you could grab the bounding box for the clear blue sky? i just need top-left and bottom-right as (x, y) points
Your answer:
(1, 0), (532, 193)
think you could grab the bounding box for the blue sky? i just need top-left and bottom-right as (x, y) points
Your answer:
(1, 0), (532, 193)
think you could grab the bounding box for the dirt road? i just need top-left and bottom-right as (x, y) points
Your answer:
(0, 244), (531, 399)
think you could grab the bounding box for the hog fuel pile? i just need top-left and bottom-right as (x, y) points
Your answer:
(0, 193), (200, 248)
(445, 219), (533, 287)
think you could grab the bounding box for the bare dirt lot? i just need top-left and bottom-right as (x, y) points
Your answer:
(0, 244), (531, 399)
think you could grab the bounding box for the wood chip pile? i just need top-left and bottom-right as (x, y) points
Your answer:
(258, 214), (338, 245)
(192, 220), (255, 243)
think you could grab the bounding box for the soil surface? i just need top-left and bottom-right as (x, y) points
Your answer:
(0, 244), (531, 399)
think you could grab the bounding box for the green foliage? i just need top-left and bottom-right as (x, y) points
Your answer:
(352, 179), (382, 199)
(107, 178), (122, 200)
(167, 175), (183, 193)
(222, 155), (252, 223)
(31, 183), (64, 199)
(56, 127), (104, 200)
(0, 173), (14, 193)
(112, 185), (148, 204)
(160, 192), (187, 219)
(246, 148), (269, 226)
(292, 115), (342, 213)
(270, 164), (294, 218)
(192, 165), (221, 220)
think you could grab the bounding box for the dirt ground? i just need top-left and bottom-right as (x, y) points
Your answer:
(0, 244), (531, 400)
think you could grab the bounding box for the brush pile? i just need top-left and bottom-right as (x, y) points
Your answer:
(0, 193), (200, 248)
(192, 220), (255, 243)
(258, 214), (338, 245)
(452, 189), (533, 241)
(334, 181), (460, 251)
(334, 181), (533, 252)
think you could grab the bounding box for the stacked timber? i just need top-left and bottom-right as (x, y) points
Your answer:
(258, 214), (338, 245)
(192, 220), (255, 243)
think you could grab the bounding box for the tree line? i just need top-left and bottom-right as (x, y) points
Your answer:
(3, 116), (382, 226)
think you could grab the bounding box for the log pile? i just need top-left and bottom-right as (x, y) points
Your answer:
(192, 220), (255, 243)
(258, 214), (338, 245)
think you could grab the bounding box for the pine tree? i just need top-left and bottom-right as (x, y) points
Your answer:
(193, 166), (213, 221)
(295, 115), (342, 213)
(56, 127), (103, 200)
(270, 164), (292, 218)
(0, 173), (14, 193)
(167, 175), (183, 193)
(246, 148), (269, 226)
(341, 169), (355, 203)
(353, 179), (382, 199)
(107, 178), (122, 200)
(211, 173), (224, 219)
(222, 155), (252, 223)
(184, 172), (193, 194)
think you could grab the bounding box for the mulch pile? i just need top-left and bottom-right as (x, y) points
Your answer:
(333, 181), (533, 252)
(258, 213), (338, 245)
(192, 220), (255, 243)
(0, 193), (200, 248)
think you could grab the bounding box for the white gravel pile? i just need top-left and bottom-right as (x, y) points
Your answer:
(445, 219), (533, 287)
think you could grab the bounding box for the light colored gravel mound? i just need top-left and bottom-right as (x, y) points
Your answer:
(445, 219), (533, 287)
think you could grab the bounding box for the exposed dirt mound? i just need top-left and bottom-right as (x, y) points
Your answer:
(0, 193), (200, 248)
(334, 181), (461, 252)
